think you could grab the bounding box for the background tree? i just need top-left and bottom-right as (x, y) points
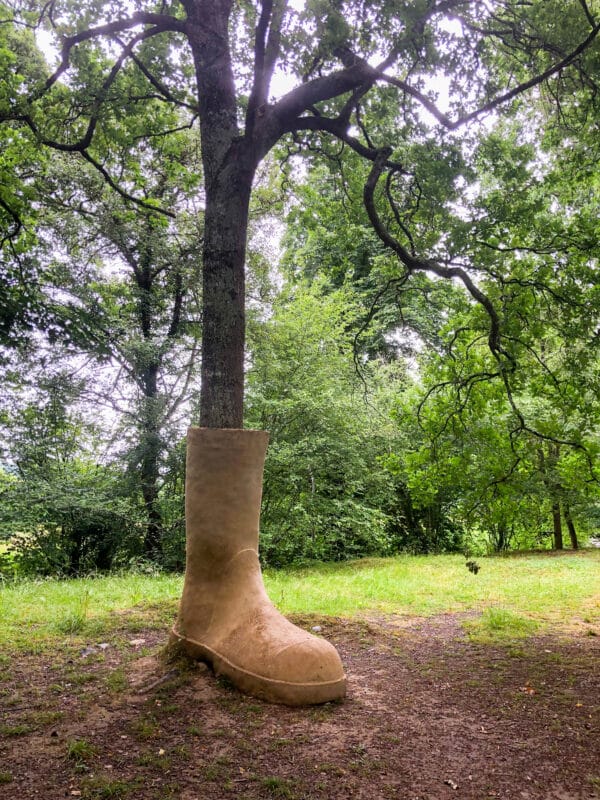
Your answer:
(38, 141), (204, 559)
(246, 282), (406, 564)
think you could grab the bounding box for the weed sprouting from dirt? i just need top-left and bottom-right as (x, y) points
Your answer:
(67, 738), (97, 763)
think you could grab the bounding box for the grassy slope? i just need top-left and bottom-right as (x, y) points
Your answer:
(1, 551), (598, 649)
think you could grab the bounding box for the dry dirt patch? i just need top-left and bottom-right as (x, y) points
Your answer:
(1, 615), (598, 799)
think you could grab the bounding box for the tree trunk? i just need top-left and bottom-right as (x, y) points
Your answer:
(552, 502), (563, 550)
(139, 363), (164, 558)
(184, 0), (255, 429)
(564, 504), (579, 550)
(199, 170), (252, 428)
(141, 445), (163, 557)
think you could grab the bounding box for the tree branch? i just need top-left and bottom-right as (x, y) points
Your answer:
(363, 148), (507, 362)
(449, 19), (600, 129)
(284, 113), (405, 170)
(0, 197), (23, 246)
(80, 151), (175, 218)
(36, 13), (185, 100)
(272, 60), (377, 123)
(246, 0), (274, 133)
(124, 47), (199, 113)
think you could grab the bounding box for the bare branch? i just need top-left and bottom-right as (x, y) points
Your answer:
(374, 73), (453, 127)
(0, 197), (23, 247)
(371, 15), (600, 131)
(578, 0), (597, 27)
(125, 47), (199, 113)
(80, 151), (176, 218)
(246, 0), (276, 132)
(284, 113), (405, 170)
(272, 60), (376, 123)
(450, 19), (600, 129)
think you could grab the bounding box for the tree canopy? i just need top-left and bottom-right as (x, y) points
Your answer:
(2, 0), (599, 425)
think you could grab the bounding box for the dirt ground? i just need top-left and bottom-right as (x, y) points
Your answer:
(1, 613), (599, 800)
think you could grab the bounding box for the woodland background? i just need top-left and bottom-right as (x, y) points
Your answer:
(1, 0), (600, 577)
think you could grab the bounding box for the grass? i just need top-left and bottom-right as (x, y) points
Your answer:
(260, 776), (299, 797)
(265, 550), (600, 626)
(0, 551), (598, 650)
(81, 775), (140, 799)
(0, 571), (182, 649)
(464, 607), (541, 641)
(67, 738), (97, 763)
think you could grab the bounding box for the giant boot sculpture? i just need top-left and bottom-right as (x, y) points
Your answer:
(171, 427), (347, 705)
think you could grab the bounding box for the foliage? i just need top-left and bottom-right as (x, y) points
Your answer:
(272, 24), (600, 556)
(0, 21), (203, 563)
(0, 372), (144, 576)
(246, 282), (463, 564)
(246, 284), (392, 564)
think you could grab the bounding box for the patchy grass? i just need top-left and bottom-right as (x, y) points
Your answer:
(0, 551), (598, 653)
(0, 723), (33, 737)
(0, 572), (182, 651)
(81, 775), (141, 799)
(0, 602), (598, 800)
(266, 549), (600, 629)
(464, 607), (540, 641)
(67, 738), (97, 763)
(105, 667), (129, 693)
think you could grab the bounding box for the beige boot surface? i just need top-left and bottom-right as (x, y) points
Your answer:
(172, 427), (347, 706)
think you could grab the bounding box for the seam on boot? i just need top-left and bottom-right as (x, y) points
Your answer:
(170, 627), (346, 689)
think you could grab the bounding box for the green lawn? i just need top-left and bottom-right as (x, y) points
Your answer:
(1, 550), (598, 650)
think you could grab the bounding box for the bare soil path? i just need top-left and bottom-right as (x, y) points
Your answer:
(1, 614), (598, 799)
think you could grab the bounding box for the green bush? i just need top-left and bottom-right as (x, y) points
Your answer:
(0, 464), (144, 576)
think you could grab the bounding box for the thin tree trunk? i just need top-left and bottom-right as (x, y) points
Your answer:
(139, 364), (164, 557)
(564, 504), (579, 550)
(552, 502), (563, 550)
(184, 0), (257, 429)
(136, 386), (165, 558)
(141, 441), (163, 557)
(199, 172), (252, 428)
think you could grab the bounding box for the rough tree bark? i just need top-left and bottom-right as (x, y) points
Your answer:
(185, 0), (254, 429)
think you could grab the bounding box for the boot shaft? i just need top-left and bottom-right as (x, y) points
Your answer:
(185, 427), (269, 564)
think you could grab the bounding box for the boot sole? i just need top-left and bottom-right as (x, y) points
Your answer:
(169, 627), (346, 706)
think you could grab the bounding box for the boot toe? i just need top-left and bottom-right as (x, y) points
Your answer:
(272, 634), (345, 685)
